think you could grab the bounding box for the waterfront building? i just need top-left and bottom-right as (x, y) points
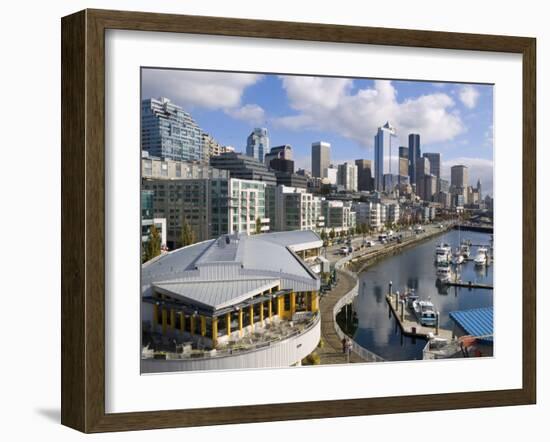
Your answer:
(141, 97), (204, 162)
(451, 164), (469, 189)
(408, 134), (421, 184)
(324, 165), (338, 185)
(210, 151), (277, 186)
(141, 230), (322, 372)
(353, 201), (382, 231)
(311, 141), (331, 178)
(437, 191), (452, 209)
(246, 128), (270, 163)
(355, 159), (374, 191)
(142, 177), (270, 248)
(322, 200), (356, 233)
(337, 162), (358, 192)
(274, 186), (325, 232)
(374, 122), (398, 191)
(142, 154), (229, 180)
(386, 203), (400, 226)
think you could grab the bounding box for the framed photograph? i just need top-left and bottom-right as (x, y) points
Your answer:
(61, 9), (536, 433)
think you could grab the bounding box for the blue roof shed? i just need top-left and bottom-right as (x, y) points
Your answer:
(449, 307), (493, 343)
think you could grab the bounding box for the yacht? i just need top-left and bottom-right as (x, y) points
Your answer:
(399, 288), (419, 308)
(451, 249), (465, 265)
(412, 299), (437, 327)
(474, 247), (488, 267)
(436, 262), (452, 281)
(460, 242), (471, 259)
(435, 243), (452, 264)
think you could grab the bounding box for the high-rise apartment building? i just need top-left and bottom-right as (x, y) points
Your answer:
(141, 97), (204, 162)
(408, 134), (421, 184)
(374, 122), (398, 191)
(355, 159), (374, 191)
(322, 200), (356, 233)
(311, 141), (331, 178)
(246, 128), (270, 163)
(141, 154), (229, 180)
(337, 162), (358, 192)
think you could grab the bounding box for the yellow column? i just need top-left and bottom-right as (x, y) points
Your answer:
(260, 301), (264, 323)
(306, 292), (311, 311)
(311, 291), (319, 313)
(226, 312), (231, 336)
(200, 315), (206, 336)
(190, 315), (195, 336)
(278, 296), (284, 319)
(161, 309), (167, 334)
(268, 298), (273, 321)
(249, 305), (254, 330)
(179, 312), (185, 333)
(212, 317), (218, 348)
(290, 292), (296, 316)
(152, 304), (159, 330)
(170, 309), (175, 330)
(238, 309), (243, 337)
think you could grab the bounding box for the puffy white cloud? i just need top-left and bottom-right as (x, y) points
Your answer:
(458, 85), (480, 109)
(225, 104), (266, 125)
(273, 78), (465, 147)
(441, 157), (494, 195)
(141, 69), (263, 112)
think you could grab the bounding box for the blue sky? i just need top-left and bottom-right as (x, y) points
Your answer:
(142, 68), (494, 194)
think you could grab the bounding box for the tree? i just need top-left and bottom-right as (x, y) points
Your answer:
(143, 224), (161, 263)
(180, 218), (196, 247)
(329, 228), (336, 240)
(320, 229), (327, 241)
(255, 217), (262, 234)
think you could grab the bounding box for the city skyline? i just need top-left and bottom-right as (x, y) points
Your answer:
(142, 68), (494, 194)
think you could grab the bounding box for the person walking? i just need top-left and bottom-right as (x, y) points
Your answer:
(341, 337), (347, 355)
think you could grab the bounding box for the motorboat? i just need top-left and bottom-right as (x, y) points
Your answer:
(451, 249), (465, 265)
(474, 247), (488, 267)
(435, 243), (452, 264)
(412, 299), (437, 327)
(460, 243), (471, 258)
(436, 263), (452, 281)
(399, 288), (419, 308)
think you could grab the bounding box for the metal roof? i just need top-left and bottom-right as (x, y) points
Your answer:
(449, 307), (493, 342)
(255, 230), (323, 252)
(142, 231), (320, 312)
(153, 278), (280, 311)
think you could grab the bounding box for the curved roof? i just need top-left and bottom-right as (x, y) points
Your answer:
(142, 231), (320, 312)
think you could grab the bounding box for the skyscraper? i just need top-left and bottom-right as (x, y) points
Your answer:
(141, 97), (204, 162)
(355, 159), (374, 191)
(408, 134), (421, 184)
(451, 165), (469, 189)
(311, 141), (331, 178)
(423, 152), (441, 179)
(246, 128), (270, 162)
(415, 156), (431, 200)
(374, 122), (398, 191)
(398, 146), (409, 178)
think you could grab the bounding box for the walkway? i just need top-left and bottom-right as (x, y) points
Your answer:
(317, 270), (364, 364)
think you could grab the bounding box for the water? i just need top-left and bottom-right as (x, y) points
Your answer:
(352, 230), (493, 361)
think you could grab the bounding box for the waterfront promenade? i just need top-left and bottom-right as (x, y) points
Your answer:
(317, 269), (365, 364)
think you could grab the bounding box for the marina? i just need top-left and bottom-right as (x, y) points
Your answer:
(350, 229), (493, 361)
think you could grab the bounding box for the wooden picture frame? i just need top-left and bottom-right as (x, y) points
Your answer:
(61, 8), (536, 433)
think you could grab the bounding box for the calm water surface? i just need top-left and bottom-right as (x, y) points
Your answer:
(352, 230), (493, 361)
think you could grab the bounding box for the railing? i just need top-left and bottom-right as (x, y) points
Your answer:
(331, 264), (385, 363)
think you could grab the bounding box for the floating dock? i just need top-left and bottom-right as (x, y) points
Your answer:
(444, 281), (493, 289)
(385, 293), (453, 340)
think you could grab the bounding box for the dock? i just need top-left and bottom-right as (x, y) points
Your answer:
(385, 293), (453, 340)
(445, 281), (493, 289)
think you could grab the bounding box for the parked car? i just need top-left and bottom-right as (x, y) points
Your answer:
(364, 240), (374, 247)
